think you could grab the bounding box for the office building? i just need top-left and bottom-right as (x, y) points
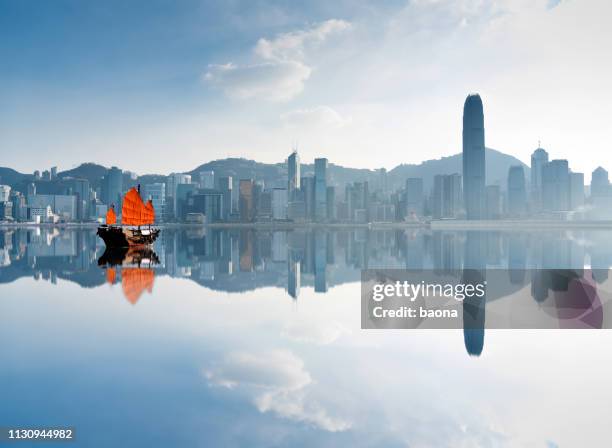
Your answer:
(542, 159), (570, 211)
(239, 179), (255, 222)
(143, 183), (166, 222)
(462, 94), (486, 219)
(405, 178), (424, 218)
(288, 151), (300, 198)
(314, 158), (328, 222)
(507, 165), (527, 215)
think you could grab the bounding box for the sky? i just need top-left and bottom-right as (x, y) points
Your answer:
(1, 0), (611, 179)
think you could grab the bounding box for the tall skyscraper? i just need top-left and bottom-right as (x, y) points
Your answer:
(314, 158), (328, 222)
(507, 165), (527, 215)
(288, 151), (300, 198)
(530, 146), (549, 208)
(433, 174), (461, 219)
(301, 176), (315, 220)
(570, 172), (585, 210)
(542, 159), (570, 211)
(143, 183), (166, 222)
(101, 166), (123, 209)
(239, 179), (255, 222)
(405, 178), (424, 218)
(217, 176), (233, 220)
(167, 173), (191, 218)
(462, 94), (486, 220)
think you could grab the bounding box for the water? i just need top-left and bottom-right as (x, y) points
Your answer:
(1, 227), (612, 447)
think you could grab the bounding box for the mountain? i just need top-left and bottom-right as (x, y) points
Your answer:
(58, 163), (109, 186)
(0, 167), (30, 186)
(1, 148), (528, 193)
(389, 148), (528, 191)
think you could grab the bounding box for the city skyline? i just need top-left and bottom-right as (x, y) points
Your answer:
(1, 0), (612, 177)
(3, 92), (611, 225)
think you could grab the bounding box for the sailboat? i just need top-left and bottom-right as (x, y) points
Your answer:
(97, 186), (160, 248)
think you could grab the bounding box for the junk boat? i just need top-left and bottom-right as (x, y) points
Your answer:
(97, 186), (160, 248)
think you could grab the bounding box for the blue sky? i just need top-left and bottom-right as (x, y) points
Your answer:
(1, 0), (611, 179)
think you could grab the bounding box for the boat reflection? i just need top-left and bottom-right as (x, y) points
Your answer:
(98, 247), (159, 304)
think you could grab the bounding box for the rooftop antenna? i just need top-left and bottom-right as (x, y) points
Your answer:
(538, 139), (541, 148)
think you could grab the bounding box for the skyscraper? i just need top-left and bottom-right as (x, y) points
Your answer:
(405, 178), (424, 218)
(570, 172), (585, 210)
(542, 159), (570, 211)
(530, 146), (549, 209)
(462, 94), (485, 219)
(239, 179), (255, 222)
(288, 151), (300, 198)
(507, 165), (527, 215)
(101, 166), (123, 210)
(143, 183), (166, 222)
(314, 158), (328, 222)
(433, 174), (461, 219)
(217, 176), (233, 220)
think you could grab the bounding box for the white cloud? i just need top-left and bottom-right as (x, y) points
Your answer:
(204, 19), (350, 102)
(204, 61), (311, 102)
(255, 19), (351, 61)
(281, 318), (351, 345)
(204, 349), (351, 432)
(281, 105), (351, 128)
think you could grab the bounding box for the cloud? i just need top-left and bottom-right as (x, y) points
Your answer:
(281, 318), (351, 345)
(204, 349), (351, 432)
(204, 61), (311, 102)
(280, 105), (351, 128)
(204, 19), (350, 102)
(255, 19), (351, 61)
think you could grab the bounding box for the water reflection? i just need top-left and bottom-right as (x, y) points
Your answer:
(1, 226), (612, 347)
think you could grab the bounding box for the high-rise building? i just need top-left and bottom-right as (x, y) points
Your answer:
(0, 185), (10, 202)
(167, 173), (191, 218)
(64, 178), (91, 221)
(288, 151), (300, 198)
(570, 172), (585, 210)
(433, 174), (462, 219)
(271, 188), (288, 220)
(462, 94), (486, 219)
(301, 176), (315, 220)
(143, 183), (166, 222)
(542, 159), (570, 211)
(405, 178), (424, 218)
(507, 165), (527, 215)
(101, 166), (123, 210)
(50, 166), (58, 179)
(326, 186), (336, 221)
(530, 147), (549, 208)
(314, 158), (328, 222)
(217, 176), (233, 220)
(591, 167), (610, 198)
(239, 179), (255, 222)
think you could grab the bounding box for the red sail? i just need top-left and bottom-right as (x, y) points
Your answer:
(144, 200), (155, 224)
(121, 188), (156, 226)
(106, 207), (117, 225)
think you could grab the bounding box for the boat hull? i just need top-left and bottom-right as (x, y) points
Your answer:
(97, 225), (160, 248)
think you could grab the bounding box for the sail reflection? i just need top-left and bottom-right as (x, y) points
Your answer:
(98, 247), (159, 304)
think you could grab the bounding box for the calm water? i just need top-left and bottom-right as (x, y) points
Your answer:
(1, 227), (612, 447)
